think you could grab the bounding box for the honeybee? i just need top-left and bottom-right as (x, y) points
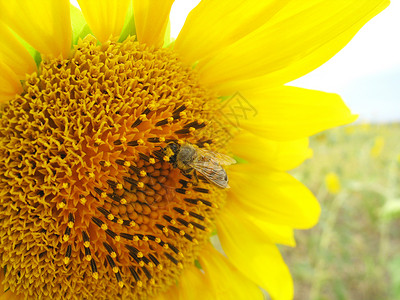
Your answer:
(163, 142), (236, 188)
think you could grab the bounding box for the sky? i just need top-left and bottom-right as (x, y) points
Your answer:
(170, 1), (400, 123)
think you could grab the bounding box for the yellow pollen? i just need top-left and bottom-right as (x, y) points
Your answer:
(67, 222), (74, 229)
(88, 172), (95, 179)
(137, 281), (143, 288)
(130, 221), (136, 227)
(189, 127), (195, 133)
(101, 224), (108, 231)
(62, 235), (69, 242)
(92, 273), (99, 280)
(149, 158), (156, 164)
(107, 214), (114, 221)
(124, 161), (131, 167)
(163, 156), (170, 162)
(116, 183), (123, 190)
(179, 111), (187, 118)
(177, 263), (184, 269)
(167, 117), (174, 123)
(162, 227), (168, 234)
(137, 182), (144, 188)
(62, 182), (69, 189)
(177, 140), (185, 145)
(111, 252), (117, 258)
(137, 139), (144, 145)
(137, 252), (144, 258)
(83, 241), (90, 248)
(112, 267), (119, 273)
(63, 257), (70, 265)
(94, 138), (104, 145)
(157, 265), (163, 271)
(155, 238), (161, 243)
(80, 197), (87, 205)
(179, 230), (185, 236)
(117, 219), (123, 225)
(142, 236), (149, 242)
(139, 114), (147, 121)
(101, 192), (107, 199)
(120, 136), (127, 144)
(139, 170), (147, 177)
(104, 161), (111, 167)
(57, 202), (66, 209)
(85, 255), (92, 261)
(115, 236), (121, 242)
(133, 236), (140, 242)
(120, 198), (127, 205)
(118, 282), (124, 288)
(159, 137), (165, 142)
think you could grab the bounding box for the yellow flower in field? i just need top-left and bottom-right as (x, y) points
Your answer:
(345, 125), (355, 135)
(324, 172), (341, 195)
(371, 136), (385, 158)
(361, 122), (371, 131)
(0, 0), (388, 299)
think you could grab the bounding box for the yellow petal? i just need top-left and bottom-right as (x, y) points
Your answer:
(176, 265), (211, 300)
(225, 198), (296, 247)
(238, 86), (357, 140)
(0, 22), (36, 78)
(199, 243), (264, 300)
(228, 164), (321, 229)
(155, 266), (210, 300)
(217, 206), (293, 300)
(196, 0), (389, 93)
(232, 131), (312, 171)
(133, 0), (174, 48)
(77, 0), (131, 43)
(0, 0), (72, 58)
(0, 60), (23, 103)
(174, 0), (289, 65)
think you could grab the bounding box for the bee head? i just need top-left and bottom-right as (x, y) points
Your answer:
(164, 142), (180, 165)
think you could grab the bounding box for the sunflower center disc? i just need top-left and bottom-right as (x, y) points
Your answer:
(0, 35), (231, 299)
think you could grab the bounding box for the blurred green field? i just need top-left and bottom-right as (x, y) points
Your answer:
(282, 123), (400, 300)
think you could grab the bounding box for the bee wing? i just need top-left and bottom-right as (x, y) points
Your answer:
(191, 159), (230, 189)
(195, 148), (236, 166)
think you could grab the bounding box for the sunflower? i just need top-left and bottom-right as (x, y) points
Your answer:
(0, 0), (388, 299)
